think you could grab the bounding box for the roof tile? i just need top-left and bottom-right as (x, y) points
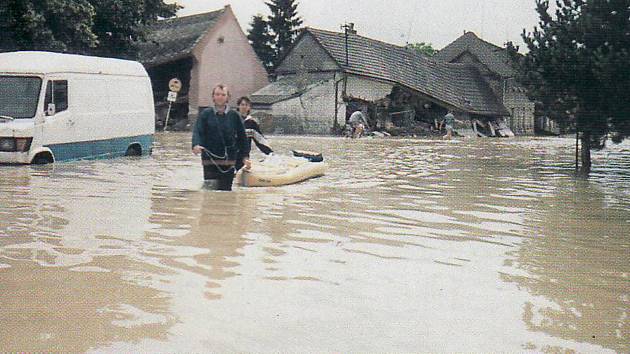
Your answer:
(434, 31), (515, 77)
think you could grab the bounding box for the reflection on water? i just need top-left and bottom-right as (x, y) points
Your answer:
(1, 133), (628, 352)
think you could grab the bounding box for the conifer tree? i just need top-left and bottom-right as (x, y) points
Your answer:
(266, 0), (303, 64)
(247, 14), (275, 71)
(509, 0), (630, 176)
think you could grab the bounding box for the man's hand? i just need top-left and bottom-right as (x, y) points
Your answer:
(192, 145), (203, 155)
(243, 159), (252, 170)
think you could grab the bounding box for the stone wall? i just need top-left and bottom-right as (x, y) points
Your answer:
(253, 75), (394, 135)
(253, 77), (337, 135)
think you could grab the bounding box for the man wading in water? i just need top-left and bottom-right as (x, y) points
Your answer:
(192, 84), (250, 191)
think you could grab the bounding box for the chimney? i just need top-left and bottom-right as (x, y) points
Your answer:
(348, 23), (357, 35)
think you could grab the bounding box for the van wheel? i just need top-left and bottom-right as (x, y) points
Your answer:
(125, 144), (142, 156)
(32, 153), (54, 164)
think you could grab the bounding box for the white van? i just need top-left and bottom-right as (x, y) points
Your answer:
(0, 51), (155, 164)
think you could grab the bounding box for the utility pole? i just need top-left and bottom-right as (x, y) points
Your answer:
(340, 23), (355, 66)
(336, 23), (355, 134)
(339, 22), (356, 96)
(575, 130), (579, 173)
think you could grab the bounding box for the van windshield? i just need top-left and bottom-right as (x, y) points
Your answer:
(0, 76), (42, 119)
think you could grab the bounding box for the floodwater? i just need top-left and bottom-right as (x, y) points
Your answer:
(1, 133), (628, 353)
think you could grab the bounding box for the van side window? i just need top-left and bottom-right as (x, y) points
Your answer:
(44, 80), (68, 113)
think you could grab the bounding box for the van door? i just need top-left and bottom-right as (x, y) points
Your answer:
(42, 79), (75, 160)
(71, 76), (111, 156)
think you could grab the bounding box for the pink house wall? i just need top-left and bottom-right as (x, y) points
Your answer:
(189, 6), (269, 120)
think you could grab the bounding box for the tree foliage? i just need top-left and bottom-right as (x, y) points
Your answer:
(247, 0), (303, 70)
(0, 0), (180, 58)
(406, 42), (437, 56)
(508, 0), (630, 175)
(0, 0), (98, 53)
(90, 0), (180, 58)
(247, 14), (275, 71)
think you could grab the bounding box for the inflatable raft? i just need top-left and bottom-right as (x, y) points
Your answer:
(237, 154), (327, 187)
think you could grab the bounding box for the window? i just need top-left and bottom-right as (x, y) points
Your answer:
(44, 80), (68, 114)
(0, 76), (42, 119)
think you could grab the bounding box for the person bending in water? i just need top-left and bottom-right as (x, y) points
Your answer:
(236, 96), (273, 155)
(441, 110), (456, 140)
(348, 109), (368, 139)
(192, 84), (250, 191)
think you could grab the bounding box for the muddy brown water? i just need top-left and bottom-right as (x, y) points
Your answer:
(1, 133), (628, 353)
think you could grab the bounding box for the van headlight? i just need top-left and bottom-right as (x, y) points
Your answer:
(0, 137), (32, 152)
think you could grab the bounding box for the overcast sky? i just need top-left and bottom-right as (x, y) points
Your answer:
(167, 0), (545, 50)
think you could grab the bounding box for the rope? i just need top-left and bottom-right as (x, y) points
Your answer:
(201, 147), (235, 174)
(199, 111), (239, 174)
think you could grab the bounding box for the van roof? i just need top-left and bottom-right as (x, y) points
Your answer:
(0, 51), (148, 77)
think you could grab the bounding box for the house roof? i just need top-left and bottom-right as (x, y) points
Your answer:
(251, 75), (326, 105)
(136, 8), (225, 66)
(433, 31), (515, 77)
(299, 28), (507, 116)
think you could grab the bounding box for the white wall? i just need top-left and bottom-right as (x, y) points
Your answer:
(269, 78), (338, 134)
(345, 75), (394, 102)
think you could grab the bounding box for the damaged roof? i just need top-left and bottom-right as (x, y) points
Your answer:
(433, 31), (515, 77)
(136, 8), (225, 66)
(271, 28), (507, 116)
(252, 75), (326, 105)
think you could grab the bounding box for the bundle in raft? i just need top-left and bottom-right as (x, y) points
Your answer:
(292, 150), (324, 162)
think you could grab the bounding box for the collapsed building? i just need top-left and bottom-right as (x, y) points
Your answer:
(251, 27), (517, 137)
(434, 31), (558, 135)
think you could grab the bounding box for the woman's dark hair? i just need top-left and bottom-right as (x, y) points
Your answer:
(237, 96), (252, 105)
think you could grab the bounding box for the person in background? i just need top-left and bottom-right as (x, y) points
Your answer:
(192, 84), (250, 191)
(348, 109), (368, 138)
(441, 110), (456, 140)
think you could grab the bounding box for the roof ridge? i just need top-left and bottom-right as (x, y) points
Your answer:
(306, 27), (437, 67)
(474, 37), (506, 52)
(460, 31), (505, 51)
(306, 27), (408, 51)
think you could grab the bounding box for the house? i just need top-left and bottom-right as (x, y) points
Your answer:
(251, 27), (510, 136)
(434, 31), (554, 135)
(137, 5), (269, 127)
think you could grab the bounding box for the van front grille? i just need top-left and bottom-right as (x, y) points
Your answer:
(0, 138), (16, 152)
(0, 137), (32, 152)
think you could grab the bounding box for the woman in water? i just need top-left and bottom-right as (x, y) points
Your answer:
(236, 96), (273, 155)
